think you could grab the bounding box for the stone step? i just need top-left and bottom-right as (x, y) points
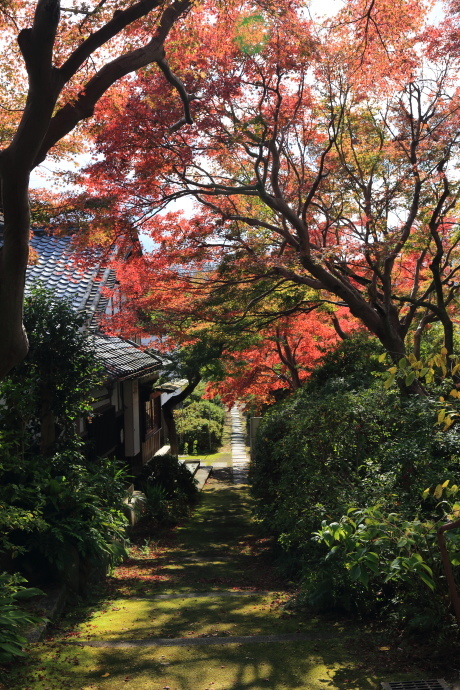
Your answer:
(178, 460), (200, 477)
(69, 632), (324, 649)
(154, 444), (171, 456)
(194, 466), (213, 490)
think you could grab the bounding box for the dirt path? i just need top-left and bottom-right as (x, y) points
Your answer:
(10, 411), (430, 690)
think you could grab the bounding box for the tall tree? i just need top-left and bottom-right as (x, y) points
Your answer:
(73, 0), (460, 384)
(0, 0), (197, 378)
(206, 308), (360, 409)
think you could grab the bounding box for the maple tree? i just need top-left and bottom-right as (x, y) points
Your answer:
(68, 0), (460, 395)
(206, 308), (361, 409)
(0, 0), (201, 378)
(157, 337), (226, 457)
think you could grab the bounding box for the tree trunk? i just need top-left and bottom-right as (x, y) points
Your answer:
(331, 314), (349, 340)
(0, 169), (32, 377)
(162, 403), (179, 457)
(0, 0), (191, 381)
(161, 374), (201, 457)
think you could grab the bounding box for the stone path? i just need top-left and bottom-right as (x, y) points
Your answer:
(13, 430), (429, 690)
(230, 404), (249, 484)
(79, 632), (323, 648)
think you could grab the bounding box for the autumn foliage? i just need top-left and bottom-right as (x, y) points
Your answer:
(38, 0), (460, 402)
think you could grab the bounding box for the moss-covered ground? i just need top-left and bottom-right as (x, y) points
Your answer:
(7, 465), (438, 690)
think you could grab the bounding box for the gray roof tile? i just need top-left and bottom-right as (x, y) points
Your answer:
(92, 335), (162, 380)
(0, 226), (162, 381)
(24, 232), (112, 325)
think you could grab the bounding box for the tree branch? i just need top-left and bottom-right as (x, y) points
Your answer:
(34, 0), (191, 167)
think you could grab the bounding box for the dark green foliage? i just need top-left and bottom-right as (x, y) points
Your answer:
(0, 573), (45, 666)
(0, 286), (103, 453)
(175, 399), (225, 454)
(142, 483), (169, 521)
(306, 333), (385, 391)
(0, 289), (128, 592)
(1, 444), (128, 584)
(250, 336), (460, 629)
(312, 490), (460, 628)
(135, 453), (198, 520)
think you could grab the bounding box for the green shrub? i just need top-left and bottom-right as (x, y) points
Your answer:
(175, 399), (225, 454)
(143, 483), (168, 521)
(312, 480), (460, 631)
(135, 453), (198, 520)
(250, 336), (460, 627)
(0, 440), (128, 584)
(0, 573), (45, 665)
(0, 287), (103, 455)
(0, 289), (128, 587)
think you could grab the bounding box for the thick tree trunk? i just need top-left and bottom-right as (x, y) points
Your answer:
(0, 170), (32, 377)
(378, 320), (426, 395)
(162, 374), (201, 457)
(0, 0), (191, 381)
(162, 404), (179, 457)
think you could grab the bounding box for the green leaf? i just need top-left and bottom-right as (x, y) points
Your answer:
(384, 373), (396, 390)
(359, 568), (369, 586)
(418, 572), (435, 591)
(349, 564), (362, 581)
(0, 642), (27, 656)
(13, 588), (44, 600)
(434, 483), (444, 498)
(405, 371), (416, 386)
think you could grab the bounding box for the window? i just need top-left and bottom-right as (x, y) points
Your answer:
(144, 393), (161, 437)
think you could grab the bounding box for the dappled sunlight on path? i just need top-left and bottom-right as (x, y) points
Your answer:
(9, 423), (429, 690)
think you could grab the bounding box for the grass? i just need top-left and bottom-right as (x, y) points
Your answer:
(55, 593), (324, 641)
(179, 451), (232, 465)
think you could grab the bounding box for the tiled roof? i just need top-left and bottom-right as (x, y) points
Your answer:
(93, 335), (162, 380)
(24, 230), (114, 330)
(0, 225), (164, 381)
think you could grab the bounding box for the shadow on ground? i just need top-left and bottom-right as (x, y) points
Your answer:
(8, 463), (429, 690)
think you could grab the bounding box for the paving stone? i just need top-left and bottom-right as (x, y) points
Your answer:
(230, 405), (249, 484)
(131, 591), (270, 600)
(68, 632), (325, 648)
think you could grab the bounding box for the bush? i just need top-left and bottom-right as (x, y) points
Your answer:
(175, 399), (225, 454)
(0, 287), (103, 454)
(312, 480), (460, 631)
(0, 289), (128, 588)
(250, 336), (460, 628)
(0, 439), (128, 587)
(135, 453), (198, 520)
(0, 572), (45, 666)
